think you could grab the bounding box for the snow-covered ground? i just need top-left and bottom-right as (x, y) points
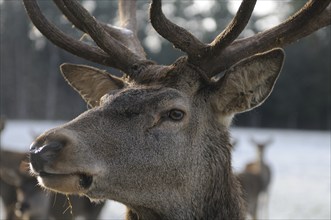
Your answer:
(1, 120), (330, 219)
(231, 128), (330, 219)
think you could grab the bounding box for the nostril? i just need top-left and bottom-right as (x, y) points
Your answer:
(39, 141), (64, 161)
(29, 141), (64, 173)
(29, 141), (39, 152)
(30, 141), (64, 154)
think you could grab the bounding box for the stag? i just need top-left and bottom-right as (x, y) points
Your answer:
(23, 0), (330, 219)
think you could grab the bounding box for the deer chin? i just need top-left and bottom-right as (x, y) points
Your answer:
(37, 172), (93, 194)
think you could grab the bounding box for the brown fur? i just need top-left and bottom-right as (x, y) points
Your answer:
(29, 49), (284, 219)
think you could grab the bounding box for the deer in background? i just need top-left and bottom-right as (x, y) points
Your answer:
(0, 117), (41, 220)
(23, 0), (330, 219)
(0, 119), (105, 220)
(238, 138), (273, 220)
(0, 149), (106, 220)
(0, 149), (51, 220)
(0, 117), (21, 220)
(0, 117), (5, 132)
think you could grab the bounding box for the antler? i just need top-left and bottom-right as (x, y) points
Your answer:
(23, 0), (149, 76)
(205, 0), (331, 76)
(150, 0), (331, 77)
(24, 0), (330, 79)
(150, 0), (257, 62)
(150, 0), (207, 60)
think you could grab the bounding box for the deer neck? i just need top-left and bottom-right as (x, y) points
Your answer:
(198, 127), (245, 220)
(256, 150), (265, 167)
(126, 125), (245, 220)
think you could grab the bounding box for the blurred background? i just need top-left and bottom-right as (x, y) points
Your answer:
(1, 0), (330, 130)
(0, 0), (330, 219)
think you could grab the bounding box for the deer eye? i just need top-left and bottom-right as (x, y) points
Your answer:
(168, 109), (185, 121)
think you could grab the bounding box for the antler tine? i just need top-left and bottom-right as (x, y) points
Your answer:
(207, 0), (257, 56)
(54, 0), (146, 59)
(150, 0), (207, 61)
(202, 0), (331, 77)
(119, 0), (137, 32)
(23, 0), (113, 68)
(118, 0), (146, 58)
(149, 0), (256, 65)
(62, 0), (145, 75)
(24, 0), (149, 76)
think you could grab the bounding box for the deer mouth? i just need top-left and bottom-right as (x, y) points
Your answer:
(37, 171), (93, 193)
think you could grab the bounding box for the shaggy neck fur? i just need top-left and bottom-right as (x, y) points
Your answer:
(124, 122), (245, 220)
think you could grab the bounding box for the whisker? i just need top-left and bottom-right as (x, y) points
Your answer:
(63, 194), (73, 215)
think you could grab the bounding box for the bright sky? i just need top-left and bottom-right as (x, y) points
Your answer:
(227, 1), (281, 31)
(227, 1), (278, 16)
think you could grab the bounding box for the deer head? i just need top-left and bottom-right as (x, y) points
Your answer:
(251, 137), (273, 160)
(24, 0), (330, 219)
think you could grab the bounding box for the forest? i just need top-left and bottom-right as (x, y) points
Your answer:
(0, 0), (330, 130)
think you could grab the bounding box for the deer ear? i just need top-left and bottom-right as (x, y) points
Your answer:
(212, 48), (284, 117)
(60, 64), (126, 108)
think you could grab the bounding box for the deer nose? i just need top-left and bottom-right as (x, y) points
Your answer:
(29, 141), (64, 173)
